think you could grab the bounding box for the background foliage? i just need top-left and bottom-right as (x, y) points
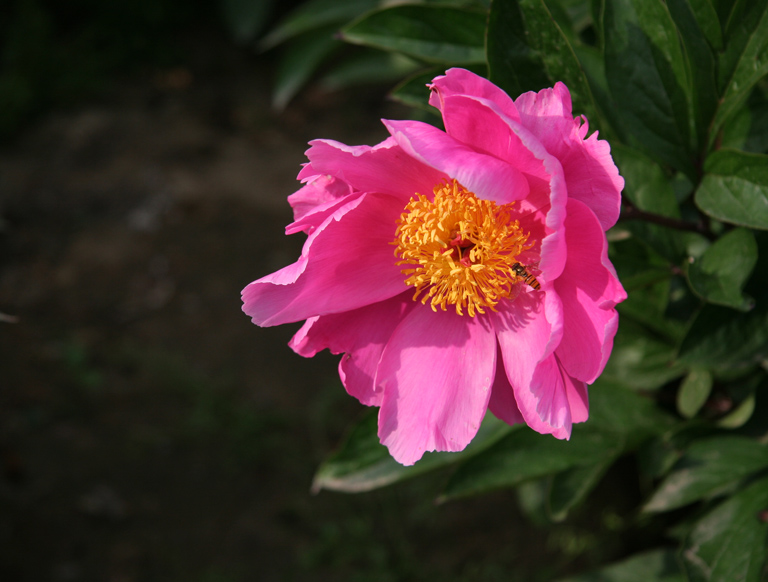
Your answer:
(252, 0), (768, 580)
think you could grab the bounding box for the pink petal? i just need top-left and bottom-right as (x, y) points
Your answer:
(515, 83), (623, 230)
(492, 289), (563, 395)
(566, 378), (589, 424)
(383, 119), (530, 204)
(516, 354), (575, 439)
(241, 192), (407, 326)
(488, 345), (525, 425)
(376, 307), (497, 465)
(554, 199), (626, 383)
(286, 188), (362, 236)
(287, 173), (353, 230)
(420, 93), (569, 284)
(429, 68), (521, 124)
(297, 137), (445, 200)
(288, 293), (415, 406)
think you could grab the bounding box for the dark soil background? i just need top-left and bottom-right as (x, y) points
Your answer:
(0, 6), (643, 581)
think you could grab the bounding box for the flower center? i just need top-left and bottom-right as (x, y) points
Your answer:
(393, 179), (535, 317)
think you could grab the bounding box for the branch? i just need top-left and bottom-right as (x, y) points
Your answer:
(619, 203), (716, 239)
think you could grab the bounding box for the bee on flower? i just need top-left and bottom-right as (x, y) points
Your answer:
(242, 68), (626, 465)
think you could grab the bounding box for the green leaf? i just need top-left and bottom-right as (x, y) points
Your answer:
(440, 425), (623, 500)
(516, 0), (602, 126)
(614, 145), (681, 218)
(695, 149), (768, 230)
(666, 0), (718, 152)
(603, 0), (695, 176)
(677, 368), (714, 418)
(722, 96), (768, 154)
(390, 64), (488, 112)
(548, 459), (615, 521)
(601, 319), (688, 390)
(341, 5), (487, 64)
(260, 0), (380, 49)
(272, 27), (340, 109)
(682, 474), (768, 582)
(441, 381), (673, 499)
(312, 409), (513, 493)
(677, 302), (768, 373)
(557, 548), (685, 582)
(318, 51), (420, 91)
(687, 0), (723, 50)
(389, 68), (443, 111)
(644, 436), (768, 512)
(711, 1), (768, 143)
(686, 227), (758, 310)
(486, 0), (551, 97)
(717, 391), (757, 428)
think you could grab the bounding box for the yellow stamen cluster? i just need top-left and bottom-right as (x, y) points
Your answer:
(393, 179), (532, 317)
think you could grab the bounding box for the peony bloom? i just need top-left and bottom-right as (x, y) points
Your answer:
(242, 68), (626, 465)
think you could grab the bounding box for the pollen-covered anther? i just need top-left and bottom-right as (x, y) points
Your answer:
(393, 179), (534, 317)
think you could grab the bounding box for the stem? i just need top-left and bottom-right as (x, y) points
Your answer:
(619, 202), (716, 240)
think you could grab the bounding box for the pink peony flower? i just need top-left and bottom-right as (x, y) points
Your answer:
(242, 68), (626, 465)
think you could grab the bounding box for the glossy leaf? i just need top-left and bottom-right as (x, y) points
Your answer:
(341, 5), (487, 64)
(682, 475), (768, 582)
(710, 1), (768, 143)
(666, 0), (718, 152)
(677, 368), (714, 418)
(486, 0), (550, 97)
(516, 0), (602, 126)
(312, 409), (513, 493)
(644, 436), (768, 512)
(603, 0), (695, 176)
(687, 227), (757, 310)
(557, 549), (685, 582)
(695, 149), (768, 230)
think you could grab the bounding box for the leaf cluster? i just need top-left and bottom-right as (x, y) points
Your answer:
(258, 1), (768, 580)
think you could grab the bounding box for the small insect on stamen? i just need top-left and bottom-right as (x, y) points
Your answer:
(512, 262), (541, 290)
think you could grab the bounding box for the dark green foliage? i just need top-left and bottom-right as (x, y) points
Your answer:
(263, 1), (768, 580)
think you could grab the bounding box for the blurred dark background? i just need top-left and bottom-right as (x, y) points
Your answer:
(0, 2), (644, 580)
